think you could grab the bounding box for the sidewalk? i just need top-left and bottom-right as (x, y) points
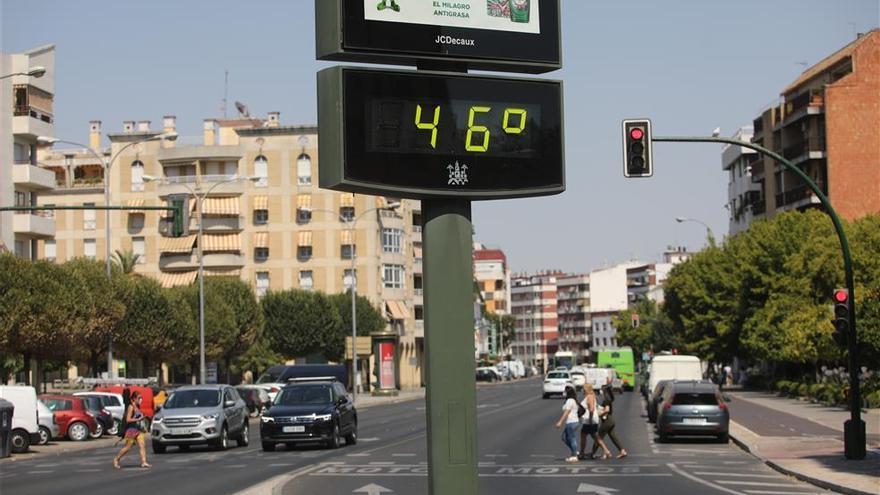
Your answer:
(352, 387), (425, 409)
(727, 391), (880, 495)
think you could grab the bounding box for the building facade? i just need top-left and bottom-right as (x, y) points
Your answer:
(473, 245), (512, 357)
(38, 114), (425, 390)
(722, 126), (760, 236)
(1, 45), (56, 258)
(556, 274), (591, 361)
(510, 273), (559, 369)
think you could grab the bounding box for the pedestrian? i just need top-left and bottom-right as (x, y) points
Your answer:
(554, 385), (581, 463)
(113, 391), (151, 469)
(117, 386), (131, 439)
(591, 385), (627, 459)
(578, 383), (611, 460)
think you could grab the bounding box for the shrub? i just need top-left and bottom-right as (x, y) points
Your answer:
(797, 383), (809, 397)
(776, 380), (791, 395)
(866, 391), (880, 409)
(808, 383), (822, 398)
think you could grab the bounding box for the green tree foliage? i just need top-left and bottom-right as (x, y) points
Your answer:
(262, 289), (345, 362)
(329, 292), (386, 336)
(613, 299), (679, 356)
(172, 282), (238, 371)
(112, 249), (141, 275)
(208, 277), (265, 382)
(233, 335), (283, 382)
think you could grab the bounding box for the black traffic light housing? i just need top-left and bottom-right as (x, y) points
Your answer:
(622, 119), (653, 178)
(169, 198), (187, 238)
(832, 288), (850, 347)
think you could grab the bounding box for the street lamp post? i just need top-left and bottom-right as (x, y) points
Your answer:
(675, 216), (716, 247)
(0, 66), (46, 80)
(306, 202), (400, 404)
(38, 132), (175, 378)
(144, 174), (258, 384)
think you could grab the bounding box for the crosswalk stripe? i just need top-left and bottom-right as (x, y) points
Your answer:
(695, 472), (784, 478)
(717, 481), (806, 487)
(742, 491), (821, 495)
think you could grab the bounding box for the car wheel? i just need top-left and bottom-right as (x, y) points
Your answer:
(107, 419), (120, 436)
(717, 433), (729, 444)
(152, 441), (166, 454)
(261, 441), (276, 452)
(327, 423), (341, 449)
(38, 426), (52, 445)
(542, 393), (549, 399)
(214, 424), (229, 450)
(345, 423), (358, 446)
(89, 421), (104, 439)
(10, 429), (30, 453)
(237, 420), (249, 447)
(67, 422), (89, 442)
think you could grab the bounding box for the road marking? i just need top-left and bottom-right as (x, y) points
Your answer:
(530, 454), (556, 458)
(226, 464), (247, 468)
(391, 453), (416, 457)
(75, 468), (102, 473)
(269, 463), (295, 467)
(35, 463), (58, 468)
(723, 461), (750, 464)
(667, 463), (745, 495)
(717, 481), (807, 487)
(742, 491), (820, 494)
(484, 454), (508, 457)
(26, 470), (54, 474)
(369, 461), (396, 465)
(359, 437), (380, 442)
(347, 453), (371, 457)
(694, 472), (784, 479)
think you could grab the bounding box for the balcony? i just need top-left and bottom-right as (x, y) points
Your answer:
(558, 290), (589, 301)
(157, 144), (241, 164)
(775, 182), (825, 209)
(156, 175), (246, 197)
(782, 137), (826, 164)
(13, 212), (55, 238)
(12, 111), (53, 139)
(783, 89), (824, 125)
(13, 164), (55, 190)
(158, 252), (245, 271)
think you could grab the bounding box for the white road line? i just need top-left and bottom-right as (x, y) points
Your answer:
(34, 463), (58, 468)
(742, 491), (821, 495)
(723, 461), (750, 464)
(358, 437), (379, 442)
(369, 461), (396, 465)
(717, 481), (804, 487)
(694, 472), (784, 479)
(484, 454), (508, 457)
(226, 464), (247, 468)
(347, 453), (371, 457)
(529, 454), (555, 458)
(75, 469), (102, 473)
(667, 463), (745, 495)
(391, 453), (416, 457)
(26, 470), (54, 475)
(268, 463), (295, 467)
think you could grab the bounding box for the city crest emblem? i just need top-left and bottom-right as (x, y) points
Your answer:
(447, 161), (469, 186)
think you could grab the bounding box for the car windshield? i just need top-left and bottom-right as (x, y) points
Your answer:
(81, 396), (102, 411)
(571, 372), (585, 377)
(547, 372), (569, 379)
(164, 389), (220, 409)
(672, 393), (718, 405)
(44, 398), (71, 411)
(275, 385), (332, 406)
(256, 370), (281, 384)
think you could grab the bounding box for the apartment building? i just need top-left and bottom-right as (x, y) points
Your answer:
(510, 273), (559, 369)
(556, 274), (591, 361)
(0, 45), (57, 258)
(37, 114), (425, 390)
(746, 30), (879, 225)
(473, 245), (511, 356)
(722, 126), (760, 235)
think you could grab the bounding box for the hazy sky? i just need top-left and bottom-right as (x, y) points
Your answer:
(3, 0), (877, 273)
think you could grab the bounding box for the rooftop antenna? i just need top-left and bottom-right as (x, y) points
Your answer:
(222, 69), (229, 119)
(235, 101), (251, 119)
(795, 61), (809, 71)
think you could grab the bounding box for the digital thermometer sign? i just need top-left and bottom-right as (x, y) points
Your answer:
(317, 67), (564, 200)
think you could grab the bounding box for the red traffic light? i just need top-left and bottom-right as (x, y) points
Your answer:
(630, 128), (644, 140)
(833, 289), (849, 303)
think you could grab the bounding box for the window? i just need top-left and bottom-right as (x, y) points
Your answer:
(84, 239), (97, 259)
(129, 213), (145, 231)
(299, 270), (314, 290)
(343, 269), (356, 290)
(382, 228), (403, 253)
(340, 206), (355, 222)
(44, 239), (56, 262)
(298, 245), (313, 260)
(341, 244), (356, 260)
(132, 237), (145, 263)
(254, 209), (268, 225)
(255, 247), (269, 262)
(83, 203), (96, 230)
(297, 208), (312, 223)
(256, 271), (270, 297)
(14, 191), (28, 207)
(131, 160), (144, 191)
(254, 155), (268, 187)
(297, 154), (312, 186)
(414, 305), (424, 321)
(383, 264), (404, 289)
(297, 194), (312, 223)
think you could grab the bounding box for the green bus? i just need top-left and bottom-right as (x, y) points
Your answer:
(596, 347), (635, 391)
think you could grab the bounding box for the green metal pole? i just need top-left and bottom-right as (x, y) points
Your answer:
(653, 135), (866, 460)
(422, 198), (478, 495)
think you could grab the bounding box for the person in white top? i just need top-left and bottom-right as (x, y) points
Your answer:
(579, 383), (611, 460)
(555, 385), (581, 462)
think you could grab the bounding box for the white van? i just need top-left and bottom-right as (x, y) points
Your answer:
(648, 355), (703, 393)
(0, 386), (40, 453)
(582, 368), (616, 391)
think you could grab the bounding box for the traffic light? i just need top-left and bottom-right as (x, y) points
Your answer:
(170, 199), (186, 237)
(832, 288), (850, 347)
(622, 119), (653, 178)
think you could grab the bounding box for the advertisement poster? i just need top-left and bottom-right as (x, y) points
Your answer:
(379, 342), (396, 389)
(365, 0), (541, 34)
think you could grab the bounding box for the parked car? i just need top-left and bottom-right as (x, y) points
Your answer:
(256, 365), (349, 401)
(78, 396), (114, 438)
(36, 399), (59, 445)
(656, 381), (729, 443)
(542, 371), (572, 399)
(260, 379), (357, 451)
(74, 391), (124, 431)
(0, 386), (41, 453)
(647, 379), (673, 423)
(236, 386), (271, 417)
(476, 367), (501, 383)
(94, 385), (155, 421)
(150, 385), (249, 453)
(39, 395), (98, 442)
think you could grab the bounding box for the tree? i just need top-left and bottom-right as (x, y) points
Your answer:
(207, 277), (265, 383)
(171, 282), (238, 381)
(232, 335), (283, 383)
(0, 254), (29, 383)
(485, 312), (516, 355)
(262, 289), (345, 362)
(112, 249), (141, 275)
(613, 299), (678, 356)
(329, 292), (386, 337)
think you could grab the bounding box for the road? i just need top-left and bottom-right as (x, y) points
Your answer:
(0, 378), (829, 495)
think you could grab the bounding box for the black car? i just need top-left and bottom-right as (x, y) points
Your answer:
(80, 396), (114, 438)
(647, 380), (672, 423)
(260, 379), (357, 451)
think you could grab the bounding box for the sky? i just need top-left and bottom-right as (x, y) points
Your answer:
(2, 0), (878, 274)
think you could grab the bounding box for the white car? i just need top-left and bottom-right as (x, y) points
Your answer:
(36, 399), (59, 445)
(74, 391), (125, 433)
(569, 370), (587, 390)
(542, 371), (572, 399)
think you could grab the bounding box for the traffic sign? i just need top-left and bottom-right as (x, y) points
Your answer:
(315, 0), (561, 73)
(317, 66), (564, 199)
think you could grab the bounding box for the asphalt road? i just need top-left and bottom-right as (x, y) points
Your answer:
(0, 378), (830, 495)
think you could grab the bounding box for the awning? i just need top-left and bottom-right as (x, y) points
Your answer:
(340, 193), (355, 208)
(297, 194), (312, 209)
(253, 232), (269, 249)
(126, 199), (145, 208)
(297, 230), (313, 247)
(159, 270), (197, 288)
(201, 197), (240, 216)
(205, 269), (241, 278)
(253, 195), (268, 210)
(201, 233), (241, 252)
(386, 301), (410, 320)
(413, 246), (422, 258)
(159, 235), (197, 253)
(375, 197), (388, 209)
(340, 229), (353, 245)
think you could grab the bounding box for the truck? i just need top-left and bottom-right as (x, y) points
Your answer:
(596, 347), (636, 391)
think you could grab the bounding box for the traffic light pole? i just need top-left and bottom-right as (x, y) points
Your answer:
(652, 135), (866, 460)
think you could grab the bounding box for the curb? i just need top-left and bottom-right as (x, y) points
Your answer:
(728, 421), (875, 495)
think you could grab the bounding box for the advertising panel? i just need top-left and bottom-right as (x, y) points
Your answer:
(364, 0), (540, 34)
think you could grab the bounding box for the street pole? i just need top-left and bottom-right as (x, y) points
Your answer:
(654, 135), (866, 460)
(675, 216), (716, 247)
(197, 191), (206, 385)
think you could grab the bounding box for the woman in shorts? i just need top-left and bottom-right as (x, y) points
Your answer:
(113, 391), (151, 469)
(579, 383), (611, 459)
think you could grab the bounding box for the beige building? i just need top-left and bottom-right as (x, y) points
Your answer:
(38, 113), (425, 390)
(1, 44), (57, 258)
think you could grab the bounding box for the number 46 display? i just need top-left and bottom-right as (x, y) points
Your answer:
(415, 104), (528, 152)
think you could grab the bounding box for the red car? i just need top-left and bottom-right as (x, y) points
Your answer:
(39, 395), (98, 441)
(95, 386), (155, 419)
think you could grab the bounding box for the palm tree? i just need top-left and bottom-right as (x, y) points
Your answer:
(112, 249), (141, 275)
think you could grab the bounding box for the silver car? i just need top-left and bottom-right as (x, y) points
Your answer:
(656, 381), (729, 443)
(36, 399), (59, 445)
(150, 385), (249, 453)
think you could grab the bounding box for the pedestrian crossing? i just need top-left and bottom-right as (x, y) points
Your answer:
(668, 461), (831, 494)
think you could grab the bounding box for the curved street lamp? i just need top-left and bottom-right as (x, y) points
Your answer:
(675, 216), (716, 247)
(0, 66), (46, 80)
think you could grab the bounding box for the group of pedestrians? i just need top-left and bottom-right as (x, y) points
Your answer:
(555, 383), (627, 463)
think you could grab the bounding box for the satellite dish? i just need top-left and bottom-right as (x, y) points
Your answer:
(234, 101), (250, 118)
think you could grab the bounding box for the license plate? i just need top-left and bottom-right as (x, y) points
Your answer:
(683, 417), (707, 425)
(283, 426), (305, 433)
(170, 427), (192, 435)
